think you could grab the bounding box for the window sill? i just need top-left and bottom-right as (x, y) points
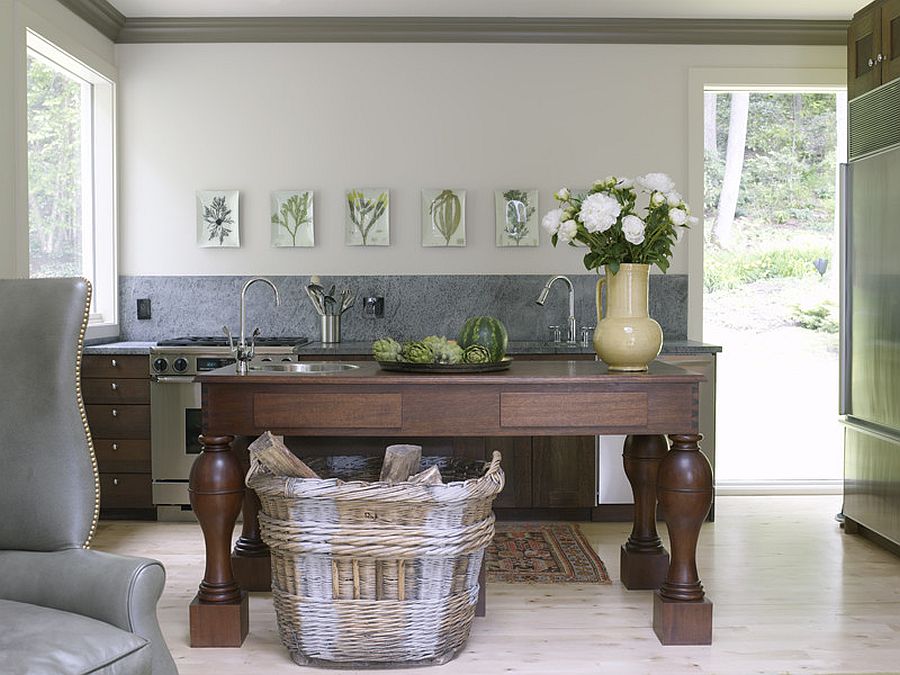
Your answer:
(86, 323), (119, 342)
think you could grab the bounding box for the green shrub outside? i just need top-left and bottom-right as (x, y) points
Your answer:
(705, 245), (831, 291)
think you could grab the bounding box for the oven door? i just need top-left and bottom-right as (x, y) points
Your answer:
(150, 374), (202, 506)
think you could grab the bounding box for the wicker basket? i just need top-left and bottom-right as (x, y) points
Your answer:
(246, 451), (505, 668)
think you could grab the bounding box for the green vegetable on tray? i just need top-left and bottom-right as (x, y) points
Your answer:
(372, 337), (402, 362)
(401, 341), (435, 364)
(462, 344), (492, 364)
(372, 317), (509, 366)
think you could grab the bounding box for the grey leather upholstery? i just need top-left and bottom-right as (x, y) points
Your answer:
(0, 278), (178, 675)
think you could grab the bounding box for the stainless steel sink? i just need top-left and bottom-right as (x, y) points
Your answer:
(250, 361), (360, 374)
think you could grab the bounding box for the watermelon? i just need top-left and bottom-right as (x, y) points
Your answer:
(457, 316), (508, 362)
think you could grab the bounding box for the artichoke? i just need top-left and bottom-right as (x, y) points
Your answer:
(402, 341), (435, 364)
(422, 335), (464, 365)
(372, 337), (402, 362)
(463, 344), (492, 364)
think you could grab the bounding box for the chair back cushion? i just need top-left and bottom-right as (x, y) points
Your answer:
(0, 278), (99, 550)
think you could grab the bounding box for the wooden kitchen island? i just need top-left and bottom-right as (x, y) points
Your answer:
(190, 360), (713, 648)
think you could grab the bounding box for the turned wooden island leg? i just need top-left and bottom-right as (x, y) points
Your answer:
(620, 434), (670, 590)
(653, 433), (714, 645)
(189, 434), (249, 647)
(231, 436), (273, 592)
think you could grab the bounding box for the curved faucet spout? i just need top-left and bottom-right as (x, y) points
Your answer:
(536, 275), (576, 343)
(236, 277), (280, 373)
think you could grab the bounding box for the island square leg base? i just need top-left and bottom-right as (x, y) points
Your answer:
(231, 553), (272, 592)
(620, 545), (670, 590)
(189, 593), (249, 648)
(652, 594), (713, 645)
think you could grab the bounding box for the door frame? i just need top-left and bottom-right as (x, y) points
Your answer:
(685, 67), (847, 341)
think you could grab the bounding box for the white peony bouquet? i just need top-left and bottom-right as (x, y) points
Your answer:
(542, 173), (696, 274)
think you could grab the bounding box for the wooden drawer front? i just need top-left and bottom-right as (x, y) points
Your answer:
(253, 393), (402, 430)
(86, 405), (150, 439)
(95, 440), (151, 473)
(500, 392), (647, 428)
(82, 354), (148, 379)
(82, 378), (149, 404)
(100, 473), (152, 509)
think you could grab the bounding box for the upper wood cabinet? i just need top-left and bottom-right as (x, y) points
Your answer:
(849, 0), (900, 99)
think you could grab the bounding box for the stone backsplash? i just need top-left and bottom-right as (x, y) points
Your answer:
(119, 274), (687, 343)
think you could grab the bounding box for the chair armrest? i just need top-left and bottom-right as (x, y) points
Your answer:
(0, 549), (178, 675)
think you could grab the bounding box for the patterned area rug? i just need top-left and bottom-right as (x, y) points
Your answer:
(485, 522), (611, 584)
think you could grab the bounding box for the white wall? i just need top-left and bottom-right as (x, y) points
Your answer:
(116, 41), (844, 277)
(0, 0), (116, 279)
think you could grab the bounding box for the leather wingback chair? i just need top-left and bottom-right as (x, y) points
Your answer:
(0, 278), (177, 674)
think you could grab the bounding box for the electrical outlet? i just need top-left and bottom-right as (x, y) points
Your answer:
(364, 296), (384, 318)
(137, 298), (152, 320)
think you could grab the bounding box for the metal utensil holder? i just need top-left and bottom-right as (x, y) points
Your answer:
(320, 314), (341, 343)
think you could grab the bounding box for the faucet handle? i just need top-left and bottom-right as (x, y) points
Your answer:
(580, 325), (595, 347)
(548, 325), (562, 343)
(223, 325), (236, 353)
(247, 327), (261, 359)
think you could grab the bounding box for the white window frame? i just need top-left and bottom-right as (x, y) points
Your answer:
(686, 67), (847, 342)
(25, 29), (117, 339)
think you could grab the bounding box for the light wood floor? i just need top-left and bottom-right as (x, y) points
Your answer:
(92, 495), (900, 674)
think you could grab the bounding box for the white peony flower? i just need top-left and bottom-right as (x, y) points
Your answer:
(579, 193), (621, 233)
(637, 172), (675, 194)
(622, 215), (646, 245)
(669, 208), (687, 226)
(555, 187), (570, 201)
(666, 191), (682, 206)
(616, 177), (634, 189)
(541, 208), (563, 235)
(557, 219), (579, 244)
(651, 192), (667, 206)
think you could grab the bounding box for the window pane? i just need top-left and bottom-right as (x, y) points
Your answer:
(27, 53), (88, 278)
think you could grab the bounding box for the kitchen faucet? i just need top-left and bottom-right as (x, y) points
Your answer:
(536, 275), (577, 344)
(224, 277), (281, 374)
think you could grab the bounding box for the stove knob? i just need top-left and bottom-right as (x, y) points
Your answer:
(281, 357), (292, 362)
(153, 357), (168, 372)
(173, 357), (189, 373)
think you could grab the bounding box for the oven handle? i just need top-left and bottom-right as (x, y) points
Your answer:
(151, 375), (197, 384)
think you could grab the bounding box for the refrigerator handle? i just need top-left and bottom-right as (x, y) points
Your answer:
(839, 162), (851, 417)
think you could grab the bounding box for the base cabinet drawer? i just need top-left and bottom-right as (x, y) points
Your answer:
(100, 473), (152, 509)
(82, 354), (148, 379)
(95, 439), (151, 473)
(82, 378), (150, 404)
(86, 405), (150, 438)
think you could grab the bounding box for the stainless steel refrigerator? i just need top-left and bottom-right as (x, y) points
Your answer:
(841, 78), (900, 547)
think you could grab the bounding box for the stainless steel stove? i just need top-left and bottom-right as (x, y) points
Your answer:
(149, 335), (309, 520)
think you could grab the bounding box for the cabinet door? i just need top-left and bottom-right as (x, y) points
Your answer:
(883, 0), (900, 84)
(532, 436), (596, 508)
(849, 3), (882, 100)
(484, 437), (532, 509)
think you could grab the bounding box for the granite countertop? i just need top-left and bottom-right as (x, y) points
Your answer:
(296, 339), (721, 356)
(84, 339), (721, 356)
(83, 341), (156, 355)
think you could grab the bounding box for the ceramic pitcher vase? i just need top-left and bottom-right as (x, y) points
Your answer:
(593, 263), (663, 371)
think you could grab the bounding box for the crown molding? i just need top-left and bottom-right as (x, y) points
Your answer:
(115, 16), (848, 45)
(56, 0), (125, 41)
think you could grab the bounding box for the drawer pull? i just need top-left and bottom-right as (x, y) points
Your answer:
(111, 358), (118, 367)
(110, 382), (118, 391)
(112, 443), (118, 451)
(113, 477), (119, 486)
(111, 409), (118, 417)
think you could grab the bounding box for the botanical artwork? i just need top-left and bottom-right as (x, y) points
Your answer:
(271, 191), (314, 247)
(421, 189), (466, 247)
(495, 189), (539, 247)
(197, 190), (239, 247)
(345, 189), (390, 246)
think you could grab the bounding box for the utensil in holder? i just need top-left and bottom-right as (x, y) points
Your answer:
(320, 314), (341, 343)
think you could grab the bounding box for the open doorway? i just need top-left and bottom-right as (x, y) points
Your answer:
(703, 89), (847, 491)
